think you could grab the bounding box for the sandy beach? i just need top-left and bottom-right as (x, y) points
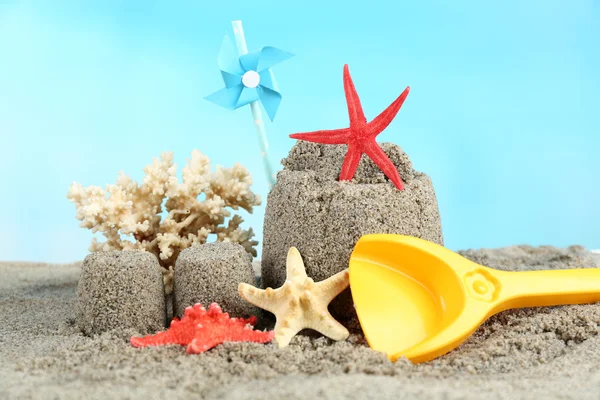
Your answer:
(2, 245), (600, 400)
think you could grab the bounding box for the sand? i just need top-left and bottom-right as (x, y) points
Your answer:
(1, 246), (600, 399)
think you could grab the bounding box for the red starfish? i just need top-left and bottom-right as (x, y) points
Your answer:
(130, 303), (274, 354)
(289, 64), (410, 190)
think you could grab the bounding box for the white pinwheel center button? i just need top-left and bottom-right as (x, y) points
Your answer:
(242, 70), (260, 88)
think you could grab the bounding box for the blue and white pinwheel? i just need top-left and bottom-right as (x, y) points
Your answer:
(204, 34), (294, 121)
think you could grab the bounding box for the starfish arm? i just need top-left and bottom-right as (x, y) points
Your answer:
(238, 283), (278, 313)
(310, 310), (350, 341)
(367, 86), (410, 138)
(131, 330), (181, 348)
(343, 64), (367, 128)
(363, 141), (405, 190)
(289, 128), (352, 145)
(286, 247), (308, 282)
(274, 316), (303, 348)
(339, 146), (363, 181)
(220, 322), (275, 344)
(186, 330), (222, 354)
(314, 269), (350, 305)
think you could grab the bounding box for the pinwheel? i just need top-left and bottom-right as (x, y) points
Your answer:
(205, 20), (293, 188)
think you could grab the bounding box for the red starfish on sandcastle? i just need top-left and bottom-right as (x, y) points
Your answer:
(130, 303), (274, 354)
(290, 64), (410, 190)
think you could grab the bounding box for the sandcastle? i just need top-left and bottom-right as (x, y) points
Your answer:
(261, 141), (443, 321)
(173, 242), (257, 319)
(77, 251), (166, 335)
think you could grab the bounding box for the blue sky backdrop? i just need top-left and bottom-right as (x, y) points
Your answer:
(1, 0), (598, 263)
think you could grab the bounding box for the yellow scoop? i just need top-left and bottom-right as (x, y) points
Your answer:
(349, 234), (600, 364)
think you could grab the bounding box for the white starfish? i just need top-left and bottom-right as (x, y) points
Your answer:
(239, 247), (350, 348)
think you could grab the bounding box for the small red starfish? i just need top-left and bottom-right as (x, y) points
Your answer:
(130, 303), (274, 354)
(289, 64), (410, 190)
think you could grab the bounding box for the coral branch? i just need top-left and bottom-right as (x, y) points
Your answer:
(67, 150), (261, 294)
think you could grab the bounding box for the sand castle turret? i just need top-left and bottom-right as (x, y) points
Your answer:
(261, 141), (443, 321)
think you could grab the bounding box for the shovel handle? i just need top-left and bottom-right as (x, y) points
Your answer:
(494, 268), (600, 311)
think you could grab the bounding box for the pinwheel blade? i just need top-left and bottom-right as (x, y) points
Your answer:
(218, 34), (245, 77)
(221, 70), (242, 88)
(240, 46), (294, 73)
(239, 50), (261, 72)
(255, 46), (294, 72)
(258, 86), (282, 121)
(236, 86), (260, 108)
(204, 84), (244, 110)
(258, 69), (278, 91)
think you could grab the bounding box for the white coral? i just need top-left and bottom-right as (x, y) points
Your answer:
(67, 150), (261, 294)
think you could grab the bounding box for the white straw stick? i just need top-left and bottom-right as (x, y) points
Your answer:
(231, 20), (276, 189)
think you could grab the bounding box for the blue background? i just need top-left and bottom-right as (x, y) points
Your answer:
(1, 0), (598, 263)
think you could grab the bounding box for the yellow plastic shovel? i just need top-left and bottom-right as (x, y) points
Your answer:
(349, 234), (600, 364)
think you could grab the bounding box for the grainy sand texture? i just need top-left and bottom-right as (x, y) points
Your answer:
(1, 245), (600, 399)
(174, 242), (256, 319)
(77, 251), (166, 336)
